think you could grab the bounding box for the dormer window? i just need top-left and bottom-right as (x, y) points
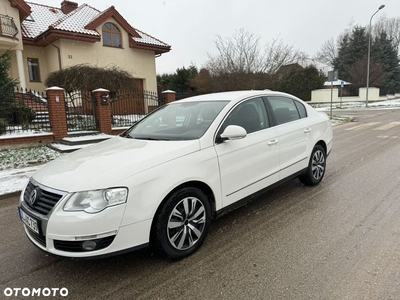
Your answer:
(102, 23), (121, 48)
(25, 14), (35, 22)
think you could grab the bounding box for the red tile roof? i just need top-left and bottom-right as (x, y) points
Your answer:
(22, 2), (170, 54)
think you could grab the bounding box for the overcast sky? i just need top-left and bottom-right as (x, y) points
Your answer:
(46, 0), (400, 74)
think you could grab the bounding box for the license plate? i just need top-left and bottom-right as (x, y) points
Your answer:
(19, 208), (39, 234)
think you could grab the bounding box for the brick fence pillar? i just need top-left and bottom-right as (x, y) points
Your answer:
(46, 86), (67, 140)
(161, 90), (176, 104)
(92, 88), (112, 134)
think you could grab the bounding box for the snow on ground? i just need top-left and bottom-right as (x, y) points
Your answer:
(0, 147), (61, 195)
(0, 165), (40, 196)
(0, 99), (399, 196)
(313, 98), (400, 111)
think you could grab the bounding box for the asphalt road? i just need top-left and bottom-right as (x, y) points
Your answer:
(1, 108), (400, 300)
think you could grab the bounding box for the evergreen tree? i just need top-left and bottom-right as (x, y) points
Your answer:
(174, 66), (198, 92)
(333, 25), (400, 95)
(0, 51), (17, 108)
(157, 65), (198, 92)
(333, 27), (368, 80)
(0, 51), (37, 134)
(278, 66), (325, 101)
(372, 31), (400, 94)
(0, 51), (18, 133)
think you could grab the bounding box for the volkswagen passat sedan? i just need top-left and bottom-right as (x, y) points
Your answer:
(19, 90), (333, 260)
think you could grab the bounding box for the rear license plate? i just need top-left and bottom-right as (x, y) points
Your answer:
(19, 208), (39, 234)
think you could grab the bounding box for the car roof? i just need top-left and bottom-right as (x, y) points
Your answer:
(174, 90), (298, 104)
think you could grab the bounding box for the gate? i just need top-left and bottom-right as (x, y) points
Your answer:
(65, 90), (97, 132)
(111, 90), (161, 128)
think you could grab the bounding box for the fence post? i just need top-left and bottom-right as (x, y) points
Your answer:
(161, 90), (176, 104)
(92, 88), (112, 134)
(46, 86), (68, 140)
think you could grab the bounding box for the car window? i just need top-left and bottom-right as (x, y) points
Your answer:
(295, 101), (307, 118)
(268, 96), (301, 125)
(125, 101), (228, 140)
(221, 97), (269, 134)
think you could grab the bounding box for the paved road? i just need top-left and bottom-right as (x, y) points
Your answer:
(1, 108), (400, 300)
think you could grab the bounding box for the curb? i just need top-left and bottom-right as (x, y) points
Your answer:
(0, 191), (21, 200)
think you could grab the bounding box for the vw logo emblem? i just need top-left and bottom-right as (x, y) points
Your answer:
(28, 189), (38, 206)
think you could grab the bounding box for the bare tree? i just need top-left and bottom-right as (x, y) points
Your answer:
(314, 38), (337, 66)
(374, 16), (400, 54)
(205, 29), (265, 75)
(314, 23), (356, 67)
(203, 28), (302, 91)
(347, 56), (386, 94)
(263, 37), (303, 74)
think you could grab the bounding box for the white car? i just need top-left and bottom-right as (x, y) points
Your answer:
(19, 90), (333, 260)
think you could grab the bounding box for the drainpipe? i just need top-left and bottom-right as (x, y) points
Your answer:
(43, 36), (62, 70)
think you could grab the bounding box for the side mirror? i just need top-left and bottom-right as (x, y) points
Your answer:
(218, 125), (247, 142)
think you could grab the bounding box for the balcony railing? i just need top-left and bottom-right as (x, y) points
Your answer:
(0, 14), (18, 38)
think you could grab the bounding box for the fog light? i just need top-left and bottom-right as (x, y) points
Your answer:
(81, 240), (97, 251)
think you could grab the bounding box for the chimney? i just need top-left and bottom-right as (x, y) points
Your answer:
(61, 1), (78, 14)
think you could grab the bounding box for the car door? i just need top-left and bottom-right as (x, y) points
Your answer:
(215, 97), (280, 208)
(266, 96), (312, 179)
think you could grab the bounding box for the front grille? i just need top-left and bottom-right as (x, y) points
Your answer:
(54, 236), (115, 252)
(26, 228), (46, 247)
(24, 181), (63, 215)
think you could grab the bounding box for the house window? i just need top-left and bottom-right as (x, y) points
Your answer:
(27, 58), (41, 82)
(102, 23), (121, 47)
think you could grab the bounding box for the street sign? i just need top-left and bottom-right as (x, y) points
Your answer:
(341, 81), (344, 88)
(328, 70), (339, 82)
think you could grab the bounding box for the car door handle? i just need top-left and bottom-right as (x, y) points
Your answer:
(304, 128), (312, 133)
(267, 139), (278, 146)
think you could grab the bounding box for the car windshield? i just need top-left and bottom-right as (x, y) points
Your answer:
(124, 101), (229, 141)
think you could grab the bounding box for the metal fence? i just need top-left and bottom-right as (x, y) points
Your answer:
(0, 14), (19, 38)
(65, 90), (97, 132)
(111, 90), (162, 128)
(1, 88), (165, 136)
(0, 88), (50, 136)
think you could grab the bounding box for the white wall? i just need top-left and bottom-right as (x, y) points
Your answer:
(311, 87), (388, 103)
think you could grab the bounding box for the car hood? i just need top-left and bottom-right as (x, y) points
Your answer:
(32, 137), (200, 192)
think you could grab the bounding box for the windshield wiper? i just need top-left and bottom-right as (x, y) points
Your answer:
(121, 134), (134, 139)
(134, 137), (170, 141)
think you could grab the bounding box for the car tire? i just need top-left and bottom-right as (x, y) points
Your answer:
(299, 145), (326, 186)
(152, 187), (211, 260)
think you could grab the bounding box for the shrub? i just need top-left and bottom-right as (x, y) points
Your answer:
(7, 102), (36, 126)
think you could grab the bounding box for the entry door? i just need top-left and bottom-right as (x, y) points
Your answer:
(215, 97), (280, 207)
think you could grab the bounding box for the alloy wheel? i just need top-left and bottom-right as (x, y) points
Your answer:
(167, 197), (206, 250)
(311, 150), (325, 180)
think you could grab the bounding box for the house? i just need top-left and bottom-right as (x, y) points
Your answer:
(296, 57), (332, 77)
(0, 0), (171, 93)
(274, 63), (304, 80)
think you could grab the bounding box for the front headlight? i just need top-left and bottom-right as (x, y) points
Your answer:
(64, 187), (128, 213)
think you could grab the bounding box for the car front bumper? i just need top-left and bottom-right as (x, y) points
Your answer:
(19, 180), (151, 259)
